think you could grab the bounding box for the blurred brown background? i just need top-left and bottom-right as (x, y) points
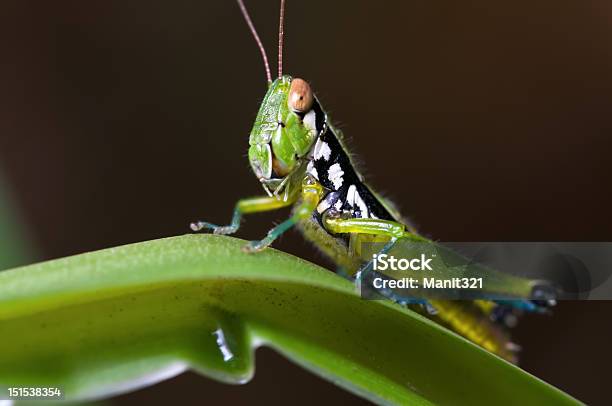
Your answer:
(1, 0), (611, 404)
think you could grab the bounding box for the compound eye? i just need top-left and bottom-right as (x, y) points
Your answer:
(288, 78), (313, 113)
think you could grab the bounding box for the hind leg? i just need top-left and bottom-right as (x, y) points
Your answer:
(323, 216), (436, 312)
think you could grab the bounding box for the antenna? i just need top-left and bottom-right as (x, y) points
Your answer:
(278, 0), (286, 78)
(236, 0), (272, 83)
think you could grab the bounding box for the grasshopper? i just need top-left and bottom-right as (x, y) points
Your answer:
(191, 0), (556, 362)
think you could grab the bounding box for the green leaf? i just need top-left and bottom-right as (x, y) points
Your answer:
(0, 235), (580, 405)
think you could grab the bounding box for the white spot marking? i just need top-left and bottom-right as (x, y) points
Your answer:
(354, 191), (369, 218)
(307, 161), (318, 180)
(314, 140), (332, 161)
(303, 109), (317, 134)
(317, 199), (331, 214)
(346, 185), (357, 206)
(327, 163), (344, 190)
(346, 185), (368, 218)
(334, 200), (343, 210)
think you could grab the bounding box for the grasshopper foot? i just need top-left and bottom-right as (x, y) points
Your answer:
(190, 221), (238, 235)
(242, 240), (268, 253)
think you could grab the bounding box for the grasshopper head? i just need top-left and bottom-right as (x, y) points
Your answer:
(248, 75), (319, 196)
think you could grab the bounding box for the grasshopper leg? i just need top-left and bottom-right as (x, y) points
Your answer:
(323, 215), (436, 312)
(243, 177), (323, 252)
(190, 196), (294, 235)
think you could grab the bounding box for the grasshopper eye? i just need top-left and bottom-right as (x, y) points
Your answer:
(288, 78), (313, 113)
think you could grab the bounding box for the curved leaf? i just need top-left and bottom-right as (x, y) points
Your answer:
(0, 235), (580, 405)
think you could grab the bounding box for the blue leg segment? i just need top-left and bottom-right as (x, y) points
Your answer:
(355, 237), (438, 315)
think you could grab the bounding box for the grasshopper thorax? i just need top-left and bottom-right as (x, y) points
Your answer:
(248, 75), (320, 197)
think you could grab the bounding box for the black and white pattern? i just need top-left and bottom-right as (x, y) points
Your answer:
(303, 97), (395, 229)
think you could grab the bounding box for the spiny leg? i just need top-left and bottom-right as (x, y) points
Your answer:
(359, 237), (434, 312)
(324, 216), (425, 275)
(362, 238), (436, 313)
(324, 216), (436, 312)
(243, 178), (323, 253)
(190, 195), (294, 235)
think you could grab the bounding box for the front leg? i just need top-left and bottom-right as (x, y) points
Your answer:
(190, 195), (294, 235)
(243, 177), (323, 252)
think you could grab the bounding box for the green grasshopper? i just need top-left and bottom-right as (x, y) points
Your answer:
(191, 0), (556, 362)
